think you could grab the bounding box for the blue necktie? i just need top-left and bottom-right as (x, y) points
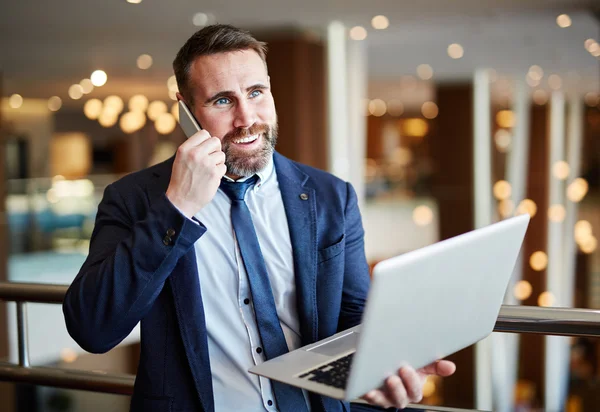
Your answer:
(220, 176), (309, 412)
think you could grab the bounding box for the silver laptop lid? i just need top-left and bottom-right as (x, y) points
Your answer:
(345, 214), (530, 399)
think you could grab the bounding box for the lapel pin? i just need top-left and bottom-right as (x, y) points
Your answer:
(299, 193), (309, 201)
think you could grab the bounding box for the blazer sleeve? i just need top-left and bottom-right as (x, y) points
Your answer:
(62, 183), (206, 353)
(338, 182), (371, 331)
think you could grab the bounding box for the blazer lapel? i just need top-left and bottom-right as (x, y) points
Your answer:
(148, 158), (214, 412)
(274, 153), (319, 344)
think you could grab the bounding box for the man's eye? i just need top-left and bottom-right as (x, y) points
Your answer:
(215, 98), (231, 105)
(249, 90), (262, 98)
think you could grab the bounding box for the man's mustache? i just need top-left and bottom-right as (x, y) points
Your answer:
(222, 124), (270, 143)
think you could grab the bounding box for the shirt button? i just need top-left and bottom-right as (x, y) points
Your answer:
(243, 298), (250, 305)
(267, 400), (273, 406)
(256, 347), (263, 354)
(162, 236), (172, 246)
(166, 228), (176, 237)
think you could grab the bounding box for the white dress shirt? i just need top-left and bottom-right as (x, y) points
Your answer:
(192, 156), (309, 411)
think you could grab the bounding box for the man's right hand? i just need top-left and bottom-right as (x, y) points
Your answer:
(166, 130), (227, 218)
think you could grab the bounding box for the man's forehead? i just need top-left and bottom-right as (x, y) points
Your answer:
(189, 50), (267, 93)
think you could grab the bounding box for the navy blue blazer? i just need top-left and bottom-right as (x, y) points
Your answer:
(63, 152), (372, 412)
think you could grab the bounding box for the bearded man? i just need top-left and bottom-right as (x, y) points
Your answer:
(63, 24), (455, 412)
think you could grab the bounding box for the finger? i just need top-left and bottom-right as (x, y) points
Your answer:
(209, 150), (226, 166)
(398, 366), (423, 403)
(384, 374), (409, 409)
(189, 137), (222, 159)
(180, 129), (212, 149)
(418, 360), (457, 377)
(200, 136), (222, 154)
(361, 389), (392, 409)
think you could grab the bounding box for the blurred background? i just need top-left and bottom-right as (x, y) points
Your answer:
(0, 0), (599, 411)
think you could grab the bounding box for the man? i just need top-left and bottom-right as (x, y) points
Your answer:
(63, 24), (455, 412)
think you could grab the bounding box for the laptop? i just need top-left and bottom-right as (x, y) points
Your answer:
(249, 214), (530, 400)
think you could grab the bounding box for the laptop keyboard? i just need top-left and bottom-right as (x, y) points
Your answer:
(298, 353), (354, 389)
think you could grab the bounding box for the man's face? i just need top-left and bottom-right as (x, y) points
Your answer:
(183, 49), (277, 177)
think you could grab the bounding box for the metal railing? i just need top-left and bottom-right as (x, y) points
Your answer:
(1, 282), (600, 410)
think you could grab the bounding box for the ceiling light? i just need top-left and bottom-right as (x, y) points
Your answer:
(556, 14), (572, 28)
(421, 101), (439, 119)
(127, 0), (142, 4)
(193, 13), (210, 27)
(529, 251), (548, 271)
(498, 199), (515, 218)
(90, 70), (107, 87)
(580, 236), (597, 254)
(8, 94), (23, 109)
(371, 15), (389, 30)
(528, 65), (544, 81)
(129, 94), (149, 112)
(584, 92), (599, 107)
(494, 129), (512, 152)
(137, 54), (153, 70)
(548, 204), (566, 222)
(84, 99), (103, 120)
(496, 110), (515, 128)
(417, 64), (433, 80)
(349, 26), (367, 41)
(98, 110), (118, 127)
(368, 99), (386, 116)
(574, 220), (592, 243)
(68, 84), (84, 100)
(552, 160), (570, 180)
(567, 178), (588, 203)
(167, 75), (178, 92)
(148, 100), (168, 121)
(584, 39), (597, 51)
(104, 95), (124, 114)
(387, 100), (404, 116)
(401, 118), (429, 137)
(548, 74), (562, 90)
(447, 43), (464, 59)
(80, 79), (94, 94)
(538, 291), (555, 307)
(526, 76), (540, 87)
(48, 96), (62, 112)
(413, 205), (433, 226)
(516, 199), (537, 218)
(155, 113), (176, 134)
(493, 180), (512, 200)
(120, 111), (146, 133)
(514, 280), (532, 301)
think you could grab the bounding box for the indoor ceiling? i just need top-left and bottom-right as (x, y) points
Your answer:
(1, 0), (598, 106)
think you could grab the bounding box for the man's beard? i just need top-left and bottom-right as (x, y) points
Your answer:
(221, 122), (278, 177)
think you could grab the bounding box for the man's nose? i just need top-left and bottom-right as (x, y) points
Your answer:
(233, 100), (255, 129)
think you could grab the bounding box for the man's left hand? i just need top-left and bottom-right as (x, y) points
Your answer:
(361, 360), (456, 409)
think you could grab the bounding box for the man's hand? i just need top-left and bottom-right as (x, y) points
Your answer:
(166, 130), (226, 218)
(361, 360), (456, 409)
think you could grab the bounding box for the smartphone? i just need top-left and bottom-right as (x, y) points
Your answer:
(178, 100), (202, 138)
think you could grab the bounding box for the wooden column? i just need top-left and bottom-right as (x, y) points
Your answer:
(517, 104), (549, 407)
(264, 32), (327, 170)
(429, 83), (475, 407)
(0, 71), (16, 411)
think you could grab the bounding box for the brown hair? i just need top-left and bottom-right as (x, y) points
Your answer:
(173, 24), (268, 106)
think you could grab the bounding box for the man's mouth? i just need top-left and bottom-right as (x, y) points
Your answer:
(231, 134), (260, 145)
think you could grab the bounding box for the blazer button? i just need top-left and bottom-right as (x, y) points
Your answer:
(299, 193), (309, 201)
(166, 228), (176, 237)
(163, 236), (172, 246)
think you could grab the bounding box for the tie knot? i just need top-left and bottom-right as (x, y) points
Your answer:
(220, 175), (259, 201)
